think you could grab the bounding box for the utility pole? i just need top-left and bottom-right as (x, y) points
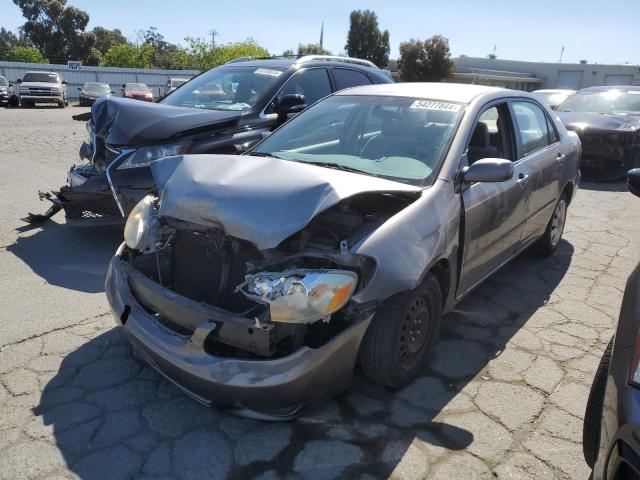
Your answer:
(559, 45), (565, 63)
(208, 29), (219, 48)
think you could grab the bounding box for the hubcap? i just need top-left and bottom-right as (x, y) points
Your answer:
(550, 199), (566, 246)
(399, 296), (431, 371)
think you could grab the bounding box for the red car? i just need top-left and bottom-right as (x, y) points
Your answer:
(121, 83), (154, 102)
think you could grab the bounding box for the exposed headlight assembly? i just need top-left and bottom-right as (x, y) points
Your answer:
(237, 270), (357, 324)
(124, 195), (159, 253)
(118, 141), (191, 169)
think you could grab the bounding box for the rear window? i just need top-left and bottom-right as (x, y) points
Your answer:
(23, 72), (59, 83)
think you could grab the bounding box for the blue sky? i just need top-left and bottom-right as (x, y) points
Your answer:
(2, 0), (639, 64)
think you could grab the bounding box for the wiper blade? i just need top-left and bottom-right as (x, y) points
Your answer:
(249, 152), (277, 158)
(299, 161), (375, 176)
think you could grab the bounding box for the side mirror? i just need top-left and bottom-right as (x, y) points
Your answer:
(77, 87), (82, 91)
(16, 79), (22, 84)
(628, 169), (640, 197)
(462, 158), (514, 183)
(275, 94), (307, 115)
(110, 90), (115, 94)
(9, 82), (14, 86)
(61, 80), (67, 85)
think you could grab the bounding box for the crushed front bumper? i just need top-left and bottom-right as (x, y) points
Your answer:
(105, 246), (372, 418)
(23, 164), (123, 226)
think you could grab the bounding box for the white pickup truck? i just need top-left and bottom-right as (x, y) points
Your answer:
(17, 71), (68, 108)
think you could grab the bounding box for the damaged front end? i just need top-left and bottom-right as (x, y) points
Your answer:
(105, 155), (421, 416)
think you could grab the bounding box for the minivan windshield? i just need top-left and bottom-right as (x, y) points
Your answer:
(252, 95), (464, 186)
(160, 65), (285, 111)
(23, 72), (59, 83)
(557, 90), (640, 115)
(0, 77), (7, 86)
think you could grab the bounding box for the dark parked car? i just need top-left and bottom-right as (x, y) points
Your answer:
(584, 169), (640, 480)
(105, 83), (580, 418)
(23, 56), (393, 226)
(0, 75), (9, 106)
(121, 82), (154, 102)
(557, 86), (640, 181)
(78, 82), (113, 106)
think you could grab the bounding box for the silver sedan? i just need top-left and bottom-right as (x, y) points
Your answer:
(105, 83), (581, 417)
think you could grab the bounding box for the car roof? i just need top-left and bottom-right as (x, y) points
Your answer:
(579, 85), (640, 93)
(222, 56), (386, 77)
(334, 82), (508, 103)
(532, 89), (576, 94)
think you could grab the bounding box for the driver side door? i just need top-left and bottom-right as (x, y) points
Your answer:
(458, 102), (532, 296)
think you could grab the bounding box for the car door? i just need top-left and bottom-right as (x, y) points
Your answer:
(270, 68), (333, 111)
(510, 100), (563, 241)
(458, 102), (532, 296)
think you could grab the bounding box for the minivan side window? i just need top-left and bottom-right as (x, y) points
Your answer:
(512, 101), (551, 157)
(277, 68), (332, 107)
(332, 68), (372, 90)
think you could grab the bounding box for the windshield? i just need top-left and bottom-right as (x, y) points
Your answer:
(0, 77), (7, 86)
(160, 65), (285, 111)
(126, 83), (150, 91)
(557, 90), (640, 115)
(84, 82), (110, 93)
(533, 91), (573, 108)
(252, 95), (464, 186)
(23, 72), (59, 83)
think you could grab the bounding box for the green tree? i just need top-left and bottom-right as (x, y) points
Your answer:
(297, 43), (331, 55)
(13, 0), (96, 64)
(398, 36), (455, 82)
(344, 10), (390, 67)
(6, 45), (48, 63)
(101, 44), (154, 68)
(92, 27), (127, 55)
(173, 38), (268, 70)
(0, 28), (22, 60)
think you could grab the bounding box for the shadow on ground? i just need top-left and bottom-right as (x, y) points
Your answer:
(8, 221), (122, 293)
(37, 241), (573, 479)
(579, 179), (627, 193)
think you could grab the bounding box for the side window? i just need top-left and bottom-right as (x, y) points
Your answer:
(332, 68), (372, 91)
(278, 68), (332, 107)
(467, 104), (513, 164)
(546, 115), (559, 144)
(512, 101), (551, 157)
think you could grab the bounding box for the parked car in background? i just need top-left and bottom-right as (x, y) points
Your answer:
(556, 85), (640, 180)
(23, 56), (394, 226)
(78, 82), (113, 106)
(165, 77), (189, 97)
(0, 75), (9, 106)
(17, 71), (68, 108)
(531, 88), (575, 109)
(583, 169), (640, 480)
(121, 83), (154, 102)
(105, 83), (580, 418)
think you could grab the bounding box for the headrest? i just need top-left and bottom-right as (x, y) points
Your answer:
(470, 122), (490, 147)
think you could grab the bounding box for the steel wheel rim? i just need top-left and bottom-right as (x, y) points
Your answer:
(550, 199), (566, 246)
(399, 295), (430, 371)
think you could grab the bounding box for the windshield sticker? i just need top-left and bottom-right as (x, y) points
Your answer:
(410, 100), (462, 112)
(254, 68), (282, 77)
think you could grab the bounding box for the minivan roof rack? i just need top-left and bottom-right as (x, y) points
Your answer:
(296, 55), (378, 69)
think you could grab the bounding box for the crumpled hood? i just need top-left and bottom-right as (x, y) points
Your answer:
(152, 154), (422, 250)
(557, 111), (640, 133)
(90, 97), (242, 146)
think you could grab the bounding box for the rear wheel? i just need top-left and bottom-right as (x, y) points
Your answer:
(359, 273), (442, 388)
(534, 193), (567, 256)
(583, 338), (613, 468)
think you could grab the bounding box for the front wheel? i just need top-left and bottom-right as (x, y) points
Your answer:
(533, 193), (568, 256)
(358, 273), (442, 388)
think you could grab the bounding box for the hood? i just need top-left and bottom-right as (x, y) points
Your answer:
(90, 97), (243, 147)
(557, 111), (640, 133)
(152, 154), (422, 250)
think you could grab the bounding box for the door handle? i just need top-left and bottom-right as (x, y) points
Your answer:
(557, 152), (565, 162)
(516, 173), (529, 188)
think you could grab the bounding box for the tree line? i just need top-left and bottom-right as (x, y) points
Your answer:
(0, 2), (455, 82)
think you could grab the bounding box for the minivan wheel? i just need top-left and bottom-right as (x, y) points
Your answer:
(358, 273), (442, 388)
(583, 337), (613, 468)
(534, 193), (568, 256)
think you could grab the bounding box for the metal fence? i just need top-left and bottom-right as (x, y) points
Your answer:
(0, 61), (201, 100)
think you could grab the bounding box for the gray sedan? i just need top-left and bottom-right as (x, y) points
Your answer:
(105, 83), (581, 418)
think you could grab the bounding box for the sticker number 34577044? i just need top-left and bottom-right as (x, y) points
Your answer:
(410, 100), (462, 112)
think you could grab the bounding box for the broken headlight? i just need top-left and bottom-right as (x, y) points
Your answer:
(124, 195), (159, 253)
(118, 141), (191, 169)
(237, 270), (357, 324)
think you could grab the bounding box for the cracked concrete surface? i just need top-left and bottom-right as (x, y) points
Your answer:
(1, 107), (639, 479)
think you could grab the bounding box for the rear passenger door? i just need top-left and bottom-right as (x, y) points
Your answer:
(273, 68), (332, 108)
(330, 68), (374, 91)
(510, 100), (562, 241)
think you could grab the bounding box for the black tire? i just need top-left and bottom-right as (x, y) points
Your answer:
(359, 273), (442, 388)
(58, 100), (65, 108)
(583, 337), (613, 468)
(20, 99), (30, 108)
(534, 192), (568, 256)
